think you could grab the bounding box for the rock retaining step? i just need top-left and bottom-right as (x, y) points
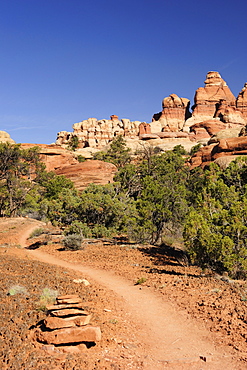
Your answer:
(35, 294), (101, 347)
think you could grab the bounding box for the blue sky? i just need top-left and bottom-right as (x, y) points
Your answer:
(0, 0), (247, 144)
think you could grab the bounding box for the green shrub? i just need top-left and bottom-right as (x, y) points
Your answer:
(91, 224), (113, 238)
(39, 288), (58, 306)
(64, 221), (92, 238)
(77, 155), (86, 163)
(135, 277), (147, 285)
(62, 233), (83, 250)
(28, 228), (44, 239)
(190, 143), (202, 156)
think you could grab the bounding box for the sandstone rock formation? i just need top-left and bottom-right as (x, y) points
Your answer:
(20, 144), (78, 172)
(0, 130), (15, 144)
(152, 94), (191, 131)
(56, 115), (141, 149)
(55, 160), (117, 190)
(20, 144), (116, 190)
(236, 82), (247, 121)
(51, 71), (247, 169)
(190, 136), (247, 169)
(183, 72), (245, 132)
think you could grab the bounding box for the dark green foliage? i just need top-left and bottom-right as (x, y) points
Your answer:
(77, 155), (86, 163)
(184, 162), (247, 278)
(172, 145), (187, 155)
(64, 221), (92, 238)
(62, 233), (83, 250)
(93, 135), (131, 168)
(67, 135), (79, 151)
(0, 143), (44, 217)
(190, 143), (202, 156)
(115, 150), (189, 243)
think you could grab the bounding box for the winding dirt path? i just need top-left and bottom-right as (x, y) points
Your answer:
(4, 220), (240, 369)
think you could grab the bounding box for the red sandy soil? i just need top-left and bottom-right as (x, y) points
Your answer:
(0, 217), (247, 369)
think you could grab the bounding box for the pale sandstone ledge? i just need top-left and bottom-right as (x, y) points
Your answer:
(0, 130), (15, 144)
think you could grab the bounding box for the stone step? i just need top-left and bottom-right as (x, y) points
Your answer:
(56, 295), (79, 300)
(44, 315), (92, 329)
(37, 326), (101, 344)
(46, 302), (85, 311)
(50, 308), (89, 317)
(56, 297), (83, 304)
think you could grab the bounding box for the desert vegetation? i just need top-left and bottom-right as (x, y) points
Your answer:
(1, 139), (247, 278)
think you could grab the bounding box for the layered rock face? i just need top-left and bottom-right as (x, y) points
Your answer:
(20, 144), (116, 190)
(20, 143), (78, 172)
(153, 94), (191, 131)
(57, 115), (141, 149)
(55, 71), (247, 154)
(190, 135), (247, 169)
(183, 72), (245, 133)
(55, 160), (117, 191)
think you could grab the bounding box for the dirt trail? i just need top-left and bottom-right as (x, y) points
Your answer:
(3, 221), (240, 369)
(26, 247), (241, 370)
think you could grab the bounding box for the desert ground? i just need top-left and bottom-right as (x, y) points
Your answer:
(0, 217), (247, 369)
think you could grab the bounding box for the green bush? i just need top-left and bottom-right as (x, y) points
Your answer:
(64, 221), (92, 238)
(91, 224), (113, 238)
(62, 233), (83, 250)
(28, 228), (44, 239)
(190, 143), (202, 156)
(77, 155), (86, 163)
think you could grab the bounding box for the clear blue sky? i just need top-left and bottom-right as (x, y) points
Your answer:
(0, 0), (246, 144)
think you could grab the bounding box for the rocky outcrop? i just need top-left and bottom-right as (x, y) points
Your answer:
(0, 131), (15, 144)
(153, 94), (191, 131)
(208, 127), (242, 144)
(55, 160), (117, 190)
(236, 83), (247, 121)
(189, 120), (242, 143)
(190, 136), (247, 169)
(20, 144), (116, 190)
(57, 115), (141, 149)
(50, 71), (247, 167)
(20, 144), (78, 172)
(183, 72), (245, 132)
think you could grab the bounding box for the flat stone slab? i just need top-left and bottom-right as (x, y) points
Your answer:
(37, 326), (101, 344)
(44, 315), (92, 329)
(46, 303), (85, 311)
(50, 308), (89, 317)
(56, 297), (83, 304)
(56, 295), (79, 300)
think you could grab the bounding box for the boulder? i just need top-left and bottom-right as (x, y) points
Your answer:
(37, 326), (101, 345)
(208, 128), (242, 144)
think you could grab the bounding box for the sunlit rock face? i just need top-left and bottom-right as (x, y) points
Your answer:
(56, 115), (141, 149)
(54, 72), (247, 162)
(0, 131), (15, 144)
(152, 93), (191, 132)
(183, 71), (246, 134)
(236, 82), (247, 122)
